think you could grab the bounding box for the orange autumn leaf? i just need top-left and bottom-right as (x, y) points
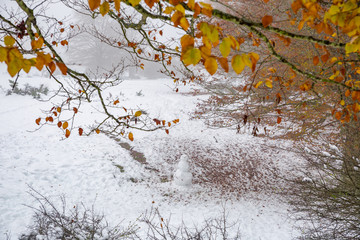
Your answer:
(200, 2), (212, 17)
(128, 132), (134, 141)
(313, 56), (319, 66)
(35, 118), (41, 125)
(262, 15), (273, 28)
(114, 0), (120, 12)
(62, 121), (69, 129)
(60, 40), (68, 46)
(56, 62), (67, 75)
(321, 53), (329, 63)
(204, 57), (218, 75)
(88, 0), (100, 11)
(218, 57), (229, 72)
(181, 34), (194, 50)
(31, 37), (44, 50)
(48, 61), (56, 74)
(79, 128), (84, 136)
(65, 129), (71, 138)
(145, 0), (159, 9)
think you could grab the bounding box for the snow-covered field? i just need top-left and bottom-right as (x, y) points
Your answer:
(0, 68), (300, 239)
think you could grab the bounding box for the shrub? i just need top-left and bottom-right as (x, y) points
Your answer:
(20, 187), (138, 240)
(20, 188), (243, 240)
(7, 80), (49, 99)
(284, 122), (360, 239)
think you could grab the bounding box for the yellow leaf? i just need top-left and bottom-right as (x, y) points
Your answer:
(208, 27), (219, 46)
(134, 110), (142, 117)
(200, 23), (218, 45)
(0, 47), (8, 62)
(329, 71), (340, 80)
(180, 17), (189, 31)
(114, 0), (120, 12)
(265, 80), (273, 88)
(254, 81), (263, 88)
(163, 6), (175, 14)
(181, 47), (201, 66)
(99, 1), (110, 16)
(268, 67), (277, 73)
(4, 36), (15, 47)
(96, 129), (100, 134)
(129, 0), (141, 7)
(88, 0), (101, 11)
(22, 59), (33, 73)
(231, 55), (245, 74)
(219, 37), (231, 58)
(175, 4), (185, 14)
(340, 100), (345, 106)
(242, 54), (252, 68)
(204, 57), (218, 75)
(8, 59), (22, 77)
(128, 132), (134, 141)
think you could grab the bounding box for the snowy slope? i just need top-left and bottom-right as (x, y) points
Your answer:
(0, 72), (299, 239)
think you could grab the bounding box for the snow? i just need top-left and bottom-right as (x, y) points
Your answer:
(0, 69), (300, 239)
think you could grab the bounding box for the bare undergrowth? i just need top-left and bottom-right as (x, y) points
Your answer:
(144, 137), (287, 197)
(20, 188), (243, 240)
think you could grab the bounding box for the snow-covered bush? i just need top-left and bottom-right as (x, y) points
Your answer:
(6, 80), (49, 99)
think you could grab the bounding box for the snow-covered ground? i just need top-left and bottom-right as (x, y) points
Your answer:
(0, 68), (300, 239)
